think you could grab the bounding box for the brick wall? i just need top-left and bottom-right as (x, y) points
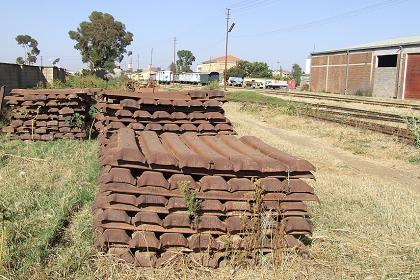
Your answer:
(310, 51), (373, 95)
(326, 65), (346, 94)
(310, 66), (327, 92)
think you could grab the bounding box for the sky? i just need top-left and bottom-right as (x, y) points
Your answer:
(1, 0), (418, 72)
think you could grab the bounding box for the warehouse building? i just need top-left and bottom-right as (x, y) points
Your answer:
(310, 36), (420, 99)
(196, 55), (241, 74)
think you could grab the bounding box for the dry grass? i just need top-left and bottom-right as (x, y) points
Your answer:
(257, 90), (420, 119)
(1, 98), (419, 279)
(226, 101), (420, 175)
(225, 103), (420, 279)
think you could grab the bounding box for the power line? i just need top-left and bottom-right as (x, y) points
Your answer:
(232, 0), (269, 10)
(233, 0), (409, 38)
(234, 0), (279, 12)
(230, 0), (258, 8)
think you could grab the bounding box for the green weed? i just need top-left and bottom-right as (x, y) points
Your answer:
(178, 181), (200, 221)
(405, 116), (420, 148)
(65, 113), (85, 128)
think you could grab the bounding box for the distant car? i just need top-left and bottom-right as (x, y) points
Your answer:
(251, 82), (264, 89)
(228, 77), (244, 87)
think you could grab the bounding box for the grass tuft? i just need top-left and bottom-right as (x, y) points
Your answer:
(0, 135), (98, 278)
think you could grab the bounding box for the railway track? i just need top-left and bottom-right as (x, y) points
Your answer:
(259, 89), (420, 111)
(229, 90), (418, 145)
(300, 110), (417, 145)
(307, 103), (416, 124)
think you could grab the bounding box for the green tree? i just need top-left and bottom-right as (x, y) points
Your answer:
(226, 60), (272, 78)
(69, 11), (133, 71)
(249, 62), (272, 78)
(16, 57), (25, 65)
(273, 74), (291, 81)
(15, 35), (40, 65)
(227, 60), (252, 78)
(291, 64), (302, 85)
(176, 50), (195, 72)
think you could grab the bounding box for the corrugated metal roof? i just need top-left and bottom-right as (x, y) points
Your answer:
(312, 35), (420, 55)
(202, 55), (241, 64)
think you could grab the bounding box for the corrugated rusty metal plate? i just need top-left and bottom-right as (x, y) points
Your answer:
(104, 128), (314, 176)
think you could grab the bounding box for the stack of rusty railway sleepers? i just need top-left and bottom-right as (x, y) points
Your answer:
(93, 90), (235, 141)
(93, 127), (318, 267)
(1, 88), (94, 140)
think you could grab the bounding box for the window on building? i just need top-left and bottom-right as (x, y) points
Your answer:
(377, 54), (397, 67)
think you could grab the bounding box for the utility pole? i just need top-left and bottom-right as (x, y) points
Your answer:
(173, 37), (177, 81)
(137, 54), (140, 71)
(150, 48), (153, 69)
(224, 8), (235, 91)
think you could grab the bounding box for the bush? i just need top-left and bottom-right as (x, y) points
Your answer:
(354, 89), (372, 97)
(301, 84), (310, 91)
(40, 74), (128, 90)
(355, 89), (364, 96)
(205, 81), (221, 90)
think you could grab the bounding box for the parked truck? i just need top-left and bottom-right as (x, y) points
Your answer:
(265, 79), (297, 90)
(244, 77), (266, 88)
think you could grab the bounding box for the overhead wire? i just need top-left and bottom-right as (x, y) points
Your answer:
(230, 0), (262, 9)
(233, 0), (280, 13)
(232, 0), (409, 38)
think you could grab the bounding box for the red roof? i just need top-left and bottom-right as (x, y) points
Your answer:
(202, 55), (241, 64)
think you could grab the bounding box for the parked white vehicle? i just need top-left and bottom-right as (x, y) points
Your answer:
(265, 80), (288, 89)
(156, 70), (173, 84)
(251, 82), (265, 89)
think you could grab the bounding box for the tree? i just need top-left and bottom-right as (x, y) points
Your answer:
(69, 11), (133, 71)
(176, 50), (195, 72)
(16, 57), (25, 65)
(15, 35), (40, 65)
(226, 60), (272, 78)
(249, 62), (272, 78)
(227, 60), (252, 78)
(291, 64), (302, 85)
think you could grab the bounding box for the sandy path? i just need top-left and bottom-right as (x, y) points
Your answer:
(228, 109), (420, 192)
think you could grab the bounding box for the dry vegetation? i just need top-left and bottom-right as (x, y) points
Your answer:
(0, 89), (419, 279)
(259, 90), (420, 119)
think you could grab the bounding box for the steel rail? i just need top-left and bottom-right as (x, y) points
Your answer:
(256, 88), (420, 111)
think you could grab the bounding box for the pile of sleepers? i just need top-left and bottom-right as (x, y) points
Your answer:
(93, 90), (235, 141)
(93, 127), (318, 267)
(1, 89), (93, 140)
